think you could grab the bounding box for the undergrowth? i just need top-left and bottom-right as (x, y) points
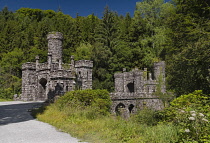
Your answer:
(35, 89), (179, 143)
(0, 98), (13, 102)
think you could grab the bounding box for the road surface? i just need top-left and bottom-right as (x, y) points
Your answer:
(0, 101), (86, 143)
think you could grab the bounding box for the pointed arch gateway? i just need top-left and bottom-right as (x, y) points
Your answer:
(38, 78), (47, 100)
(128, 104), (134, 113)
(115, 103), (126, 116)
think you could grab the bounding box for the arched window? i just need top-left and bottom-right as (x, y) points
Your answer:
(128, 104), (134, 113)
(127, 82), (134, 93)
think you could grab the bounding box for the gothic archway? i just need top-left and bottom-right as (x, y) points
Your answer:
(38, 78), (47, 100)
(115, 103), (126, 116)
(128, 104), (134, 113)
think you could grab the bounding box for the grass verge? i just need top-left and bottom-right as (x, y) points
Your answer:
(0, 98), (13, 102)
(35, 103), (179, 143)
(33, 89), (179, 143)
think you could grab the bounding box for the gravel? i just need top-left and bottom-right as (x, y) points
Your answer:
(0, 101), (87, 143)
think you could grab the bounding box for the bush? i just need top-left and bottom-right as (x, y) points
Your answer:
(56, 89), (111, 116)
(160, 90), (210, 142)
(131, 108), (159, 126)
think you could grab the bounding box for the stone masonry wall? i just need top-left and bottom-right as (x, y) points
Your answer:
(21, 32), (93, 101)
(111, 61), (166, 115)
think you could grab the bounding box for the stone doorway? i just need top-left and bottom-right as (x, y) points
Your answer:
(38, 78), (47, 100)
(128, 104), (134, 113)
(115, 103), (126, 116)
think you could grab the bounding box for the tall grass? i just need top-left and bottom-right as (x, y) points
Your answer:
(0, 98), (13, 102)
(37, 103), (179, 142)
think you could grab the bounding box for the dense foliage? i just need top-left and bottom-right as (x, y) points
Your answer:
(56, 89), (111, 116)
(36, 89), (179, 143)
(159, 90), (210, 142)
(0, 0), (210, 99)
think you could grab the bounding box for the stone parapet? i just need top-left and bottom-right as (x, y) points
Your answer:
(37, 63), (49, 71)
(110, 92), (160, 100)
(124, 72), (134, 78)
(75, 60), (93, 68)
(47, 32), (63, 40)
(114, 73), (123, 78)
(22, 62), (36, 70)
(50, 70), (75, 79)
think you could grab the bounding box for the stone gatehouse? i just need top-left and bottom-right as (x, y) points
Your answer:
(21, 32), (93, 101)
(110, 61), (166, 115)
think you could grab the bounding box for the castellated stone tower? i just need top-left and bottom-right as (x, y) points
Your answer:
(75, 60), (93, 90)
(153, 61), (166, 93)
(110, 61), (166, 115)
(47, 32), (63, 63)
(21, 32), (93, 101)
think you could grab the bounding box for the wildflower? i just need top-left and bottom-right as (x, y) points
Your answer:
(185, 129), (190, 133)
(191, 113), (196, 117)
(190, 111), (196, 114)
(202, 118), (209, 122)
(199, 113), (204, 117)
(180, 110), (185, 113)
(189, 117), (195, 120)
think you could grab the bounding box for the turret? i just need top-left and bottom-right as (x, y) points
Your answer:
(153, 61), (166, 93)
(75, 60), (93, 89)
(47, 32), (63, 63)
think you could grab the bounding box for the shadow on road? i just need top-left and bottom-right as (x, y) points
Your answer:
(0, 102), (44, 125)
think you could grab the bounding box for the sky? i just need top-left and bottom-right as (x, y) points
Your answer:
(0, 0), (139, 18)
(0, 0), (170, 18)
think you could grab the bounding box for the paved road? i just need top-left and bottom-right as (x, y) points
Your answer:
(0, 101), (86, 143)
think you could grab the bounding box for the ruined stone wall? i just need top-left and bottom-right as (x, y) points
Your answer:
(75, 60), (93, 90)
(21, 62), (36, 101)
(111, 61), (166, 115)
(153, 61), (166, 93)
(21, 32), (93, 101)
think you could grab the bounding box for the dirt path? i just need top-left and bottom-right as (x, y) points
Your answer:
(0, 101), (86, 143)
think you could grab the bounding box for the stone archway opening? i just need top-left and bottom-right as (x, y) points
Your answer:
(39, 78), (47, 89)
(115, 103), (126, 116)
(127, 82), (134, 93)
(128, 104), (134, 113)
(38, 78), (47, 100)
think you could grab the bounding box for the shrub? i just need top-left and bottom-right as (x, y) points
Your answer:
(160, 90), (210, 142)
(56, 89), (111, 116)
(131, 108), (159, 126)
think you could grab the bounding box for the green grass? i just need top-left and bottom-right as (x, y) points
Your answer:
(36, 103), (179, 143)
(0, 98), (13, 102)
(33, 89), (179, 142)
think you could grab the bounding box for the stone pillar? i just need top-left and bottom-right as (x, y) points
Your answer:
(35, 55), (39, 71)
(149, 73), (152, 80)
(70, 55), (74, 70)
(154, 61), (165, 81)
(144, 68), (147, 81)
(71, 55), (74, 66)
(58, 59), (62, 70)
(48, 53), (52, 69)
(153, 61), (166, 93)
(47, 32), (63, 63)
(134, 71), (142, 93)
(123, 68), (126, 92)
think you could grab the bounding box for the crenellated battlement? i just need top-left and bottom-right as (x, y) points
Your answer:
(22, 62), (36, 70)
(114, 73), (123, 78)
(47, 32), (63, 40)
(75, 60), (93, 68)
(21, 32), (93, 101)
(111, 61), (166, 114)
